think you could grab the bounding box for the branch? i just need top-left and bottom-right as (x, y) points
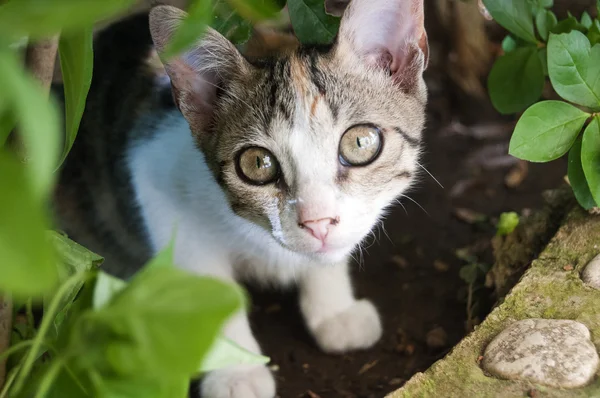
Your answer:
(0, 35), (59, 390)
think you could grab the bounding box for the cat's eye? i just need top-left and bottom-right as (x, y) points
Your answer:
(339, 125), (382, 166)
(236, 147), (280, 185)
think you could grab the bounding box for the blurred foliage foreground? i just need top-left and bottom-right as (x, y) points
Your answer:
(0, 0), (339, 396)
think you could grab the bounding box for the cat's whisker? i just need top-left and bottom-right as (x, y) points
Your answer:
(416, 161), (444, 189)
(399, 194), (429, 216)
(394, 198), (409, 215)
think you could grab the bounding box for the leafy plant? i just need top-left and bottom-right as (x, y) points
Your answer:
(485, 0), (600, 210)
(0, 0), (341, 396)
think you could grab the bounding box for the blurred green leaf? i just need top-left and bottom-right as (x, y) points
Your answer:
(145, 241), (175, 271)
(47, 231), (102, 335)
(538, 47), (548, 76)
(84, 267), (244, 380)
(0, 0), (136, 38)
(0, 49), (61, 198)
(211, 0), (252, 44)
(0, 151), (57, 297)
(496, 212), (520, 236)
(535, 10), (557, 41)
(548, 31), (600, 110)
(459, 264), (479, 285)
(200, 337), (269, 373)
(98, 376), (189, 398)
(582, 116), (600, 205)
(509, 101), (589, 162)
(501, 35), (518, 53)
(568, 136), (597, 210)
(288, 0), (340, 45)
(0, 110), (16, 146)
(162, 0), (211, 60)
(488, 46), (544, 114)
(93, 272), (126, 310)
(550, 15), (586, 34)
(226, 0), (279, 21)
(581, 11), (593, 30)
(588, 20), (600, 46)
(58, 28), (93, 165)
(483, 0), (537, 43)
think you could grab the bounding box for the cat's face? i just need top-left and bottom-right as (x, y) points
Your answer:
(150, 0), (428, 262)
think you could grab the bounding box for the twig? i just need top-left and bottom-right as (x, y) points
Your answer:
(6, 35), (59, 154)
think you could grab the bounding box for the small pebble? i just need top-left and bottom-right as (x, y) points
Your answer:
(433, 260), (450, 272)
(581, 254), (600, 289)
(482, 319), (599, 388)
(426, 326), (448, 349)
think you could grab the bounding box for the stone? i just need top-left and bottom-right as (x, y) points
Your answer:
(581, 254), (600, 289)
(482, 319), (599, 388)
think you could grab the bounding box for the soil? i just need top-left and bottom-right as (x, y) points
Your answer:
(243, 45), (570, 398)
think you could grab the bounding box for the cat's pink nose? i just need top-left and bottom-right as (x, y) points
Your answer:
(299, 217), (337, 242)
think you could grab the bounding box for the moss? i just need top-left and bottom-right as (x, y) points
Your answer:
(389, 206), (600, 398)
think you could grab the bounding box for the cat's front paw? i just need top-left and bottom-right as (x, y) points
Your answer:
(312, 299), (382, 354)
(200, 364), (275, 398)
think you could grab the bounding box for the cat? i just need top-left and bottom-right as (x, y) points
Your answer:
(53, 0), (429, 396)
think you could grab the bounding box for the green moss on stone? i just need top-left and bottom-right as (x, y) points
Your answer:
(389, 206), (600, 398)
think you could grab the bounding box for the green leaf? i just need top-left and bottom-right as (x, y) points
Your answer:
(459, 264), (479, 285)
(483, 0), (537, 43)
(0, 152), (57, 297)
(502, 35), (518, 53)
(86, 268), (244, 380)
(581, 116), (600, 205)
(535, 10), (557, 41)
(200, 337), (270, 373)
(568, 137), (597, 210)
(538, 47), (548, 76)
(0, 0), (137, 39)
(58, 28), (93, 165)
(496, 212), (520, 236)
(488, 46), (545, 114)
(539, 0), (553, 7)
(145, 240), (176, 271)
(162, 0), (212, 60)
(581, 11), (593, 30)
(0, 50), (61, 198)
(226, 0), (279, 21)
(211, 0), (252, 44)
(93, 272), (126, 310)
(509, 101), (589, 162)
(288, 0), (341, 45)
(47, 231), (102, 334)
(0, 110), (16, 146)
(548, 31), (600, 110)
(588, 19), (600, 46)
(98, 376), (189, 398)
(551, 15), (586, 35)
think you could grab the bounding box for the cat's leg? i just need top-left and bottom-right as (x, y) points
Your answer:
(200, 312), (275, 398)
(298, 260), (382, 353)
(173, 246), (275, 398)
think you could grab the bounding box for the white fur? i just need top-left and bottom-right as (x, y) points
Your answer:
(127, 112), (382, 398)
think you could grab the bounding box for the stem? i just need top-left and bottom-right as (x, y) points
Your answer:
(0, 366), (18, 398)
(34, 357), (63, 398)
(11, 272), (87, 394)
(24, 35), (59, 96)
(0, 340), (35, 363)
(466, 282), (474, 332)
(0, 295), (12, 390)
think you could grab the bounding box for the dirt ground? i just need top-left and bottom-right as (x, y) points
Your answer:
(241, 44), (569, 398)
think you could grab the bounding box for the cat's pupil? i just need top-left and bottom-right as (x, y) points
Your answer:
(356, 137), (362, 148)
(256, 156), (261, 169)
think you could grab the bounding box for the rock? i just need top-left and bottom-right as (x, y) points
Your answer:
(581, 254), (600, 289)
(426, 327), (448, 349)
(482, 319), (599, 388)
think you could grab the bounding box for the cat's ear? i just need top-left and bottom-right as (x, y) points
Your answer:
(149, 5), (247, 131)
(336, 0), (428, 93)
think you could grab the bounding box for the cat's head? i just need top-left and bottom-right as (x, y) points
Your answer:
(149, 0), (428, 263)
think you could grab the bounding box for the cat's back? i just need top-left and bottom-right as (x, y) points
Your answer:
(53, 12), (173, 277)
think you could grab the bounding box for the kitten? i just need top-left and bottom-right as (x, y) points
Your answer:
(54, 0), (429, 396)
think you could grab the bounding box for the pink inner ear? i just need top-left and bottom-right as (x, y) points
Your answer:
(339, 0), (428, 74)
